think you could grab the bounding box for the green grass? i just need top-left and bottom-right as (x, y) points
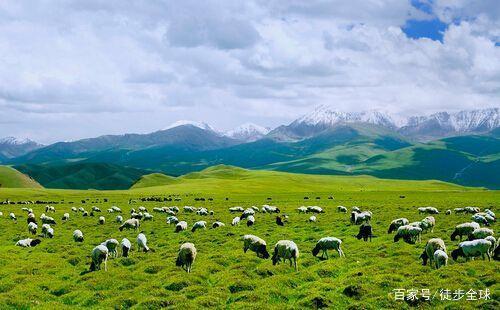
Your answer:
(0, 166), (42, 189)
(0, 166), (498, 309)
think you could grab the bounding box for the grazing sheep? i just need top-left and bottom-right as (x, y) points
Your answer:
(191, 221), (207, 232)
(308, 215), (317, 223)
(184, 206), (196, 213)
(166, 216), (179, 225)
(242, 235), (270, 259)
(468, 228), (494, 240)
(115, 215), (123, 223)
(111, 206), (121, 213)
(276, 216), (284, 226)
(484, 236), (497, 256)
(27, 213), (36, 224)
(28, 222), (38, 235)
(351, 206), (361, 213)
(356, 223), (373, 241)
(476, 212), (496, 223)
(472, 214), (489, 226)
(229, 207), (245, 213)
(231, 217), (240, 226)
(137, 233), (150, 252)
(138, 206), (147, 212)
(421, 216), (436, 233)
(9, 213), (16, 221)
(251, 206), (260, 212)
(262, 205), (280, 213)
(41, 224), (52, 238)
(143, 213), (153, 221)
(175, 221), (188, 233)
(272, 240), (299, 271)
(101, 239), (119, 258)
(196, 208), (208, 216)
(388, 218), (409, 233)
(73, 230), (84, 242)
(337, 206), (347, 213)
(446, 210), (452, 215)
(307, 206), (323, 214)
(246, 215), (255, 227)
(394, 225), (422, 244)
(485, 209), (496, 219)
(312, 237), (344, 259)
(465, 206), (480, 214)
(433, 250), (448, 269)
(41, 214), (56, 225)
(212, 221), (225, 229)
(121, 238), (131, 257)
(420, 238), (446, 267)
(297, 206), (308, 213)
(99, 216), (106, 225)
(89, 245), (109, 271)
(62, 213), (70, 221)
(176, 243), (197, 273)
(240, 208), (255, 220)
(45, 205), (55, 213)
(119, 218), (140, 231)
(451, 222), (480, 241)
(78, 207), (85, 212)
(351, 211), (372, 225)
(92, 206), (101, 212)
(82, 211), (89, 217)
(16, 238), (42, 247)
(418, 207), (439, 214)
(0, 211), (3, 216)
(452, 239), (492, 261)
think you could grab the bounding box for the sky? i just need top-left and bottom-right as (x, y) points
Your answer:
(0, 0), (499, 143)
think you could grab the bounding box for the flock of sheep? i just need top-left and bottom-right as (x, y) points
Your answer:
(4, 202), (498, 274)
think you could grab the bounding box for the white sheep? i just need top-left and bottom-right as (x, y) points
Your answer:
(351, 206), (361, 213)
(121, 238), (131, 257)
(351, 211), (372, 225)
(138, 206), (147, 212)
(119, 218), (140, 231)
(445, 210), (452, 215)
(418, 207), (439, 214)
(28, 222), (38, 235)
(112, 206), (121, 213)
(388, 218), (409, 233)
(62, 213), (70, 221)
(451, 222), (480, 241)
(247, 215), (255, 227)
(41, 224), (52, 238)
(176, 243), (197, 273)
(115, 215), (123, 223)
(212, 221), (225, 228)
(312, 237), (344, 259)
(484, 236), (497, 257)
(297, 206), (308, 213)
(394, 225), (422, 244)
(73, 230), (84, 242)
(419, 238), (446, 267)
(452, 239), (492, 261)
(485, 209), (495, 219)
(469, 228), (494, 240)
(191, 221), (207, 232)
(241, 208), (255, 219)
(421, 216), (435, 233)
(175, 221), (188, 233)
(99, 216), (106, 225)
(16, 238), (41, 247)
(90, 245), (109, 271)
(272, 240), (299, 271)
(231, 217), (240, 226)
(337, 206), (347, 213)
(472, 214), (489, 226)
(9, 213), (16, 221)
(166, 216), (179, 225)
(229, 207), (244, 213)
(242, 235), (270, 258)
(101, 239), (119, 258)
(307, 206), (323, 214)
(137, 233), (150, 252)
(308, 215), (317, 222)
(143, 212), (153, 221)
(433, 250), (448, 269)
(183, 206), (196, 213)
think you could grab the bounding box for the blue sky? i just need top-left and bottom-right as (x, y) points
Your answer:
(0, 0), (498, 143)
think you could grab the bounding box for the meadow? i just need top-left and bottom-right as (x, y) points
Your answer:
(0, 167), (498, 309)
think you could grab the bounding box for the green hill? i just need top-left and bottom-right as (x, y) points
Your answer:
(130, 164), (473, 194)
(0, 166), (42, 188)
(15, 163), (151, 190)
(131, 173), (179, 189)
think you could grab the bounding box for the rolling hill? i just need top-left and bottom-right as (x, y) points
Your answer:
(14, 163), (151, 190)
(0, 166), (43, 188)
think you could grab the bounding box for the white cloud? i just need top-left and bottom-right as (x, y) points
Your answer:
(0, 0), (498, 143)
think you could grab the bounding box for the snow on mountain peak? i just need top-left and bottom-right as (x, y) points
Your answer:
(0, 136), (37, 145)
(294, 105), (397, 129)
(225, 123), (270, 142)
(164, 120), (219, 133)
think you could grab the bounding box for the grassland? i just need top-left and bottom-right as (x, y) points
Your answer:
(0, 166), (498, 309)
(0, 166), (42, 189)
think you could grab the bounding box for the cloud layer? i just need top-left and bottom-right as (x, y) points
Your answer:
(0, 0), (498, 143)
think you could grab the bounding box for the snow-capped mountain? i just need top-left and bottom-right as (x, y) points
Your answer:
(225, 123), (271, 142)
(164, 120), (220, 134)
(268, 105), (499, 141)
(0, 137), (43, 160)
(399, 108), (499, 140)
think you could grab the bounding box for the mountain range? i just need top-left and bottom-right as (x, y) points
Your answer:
(1, 106), (498, 190)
